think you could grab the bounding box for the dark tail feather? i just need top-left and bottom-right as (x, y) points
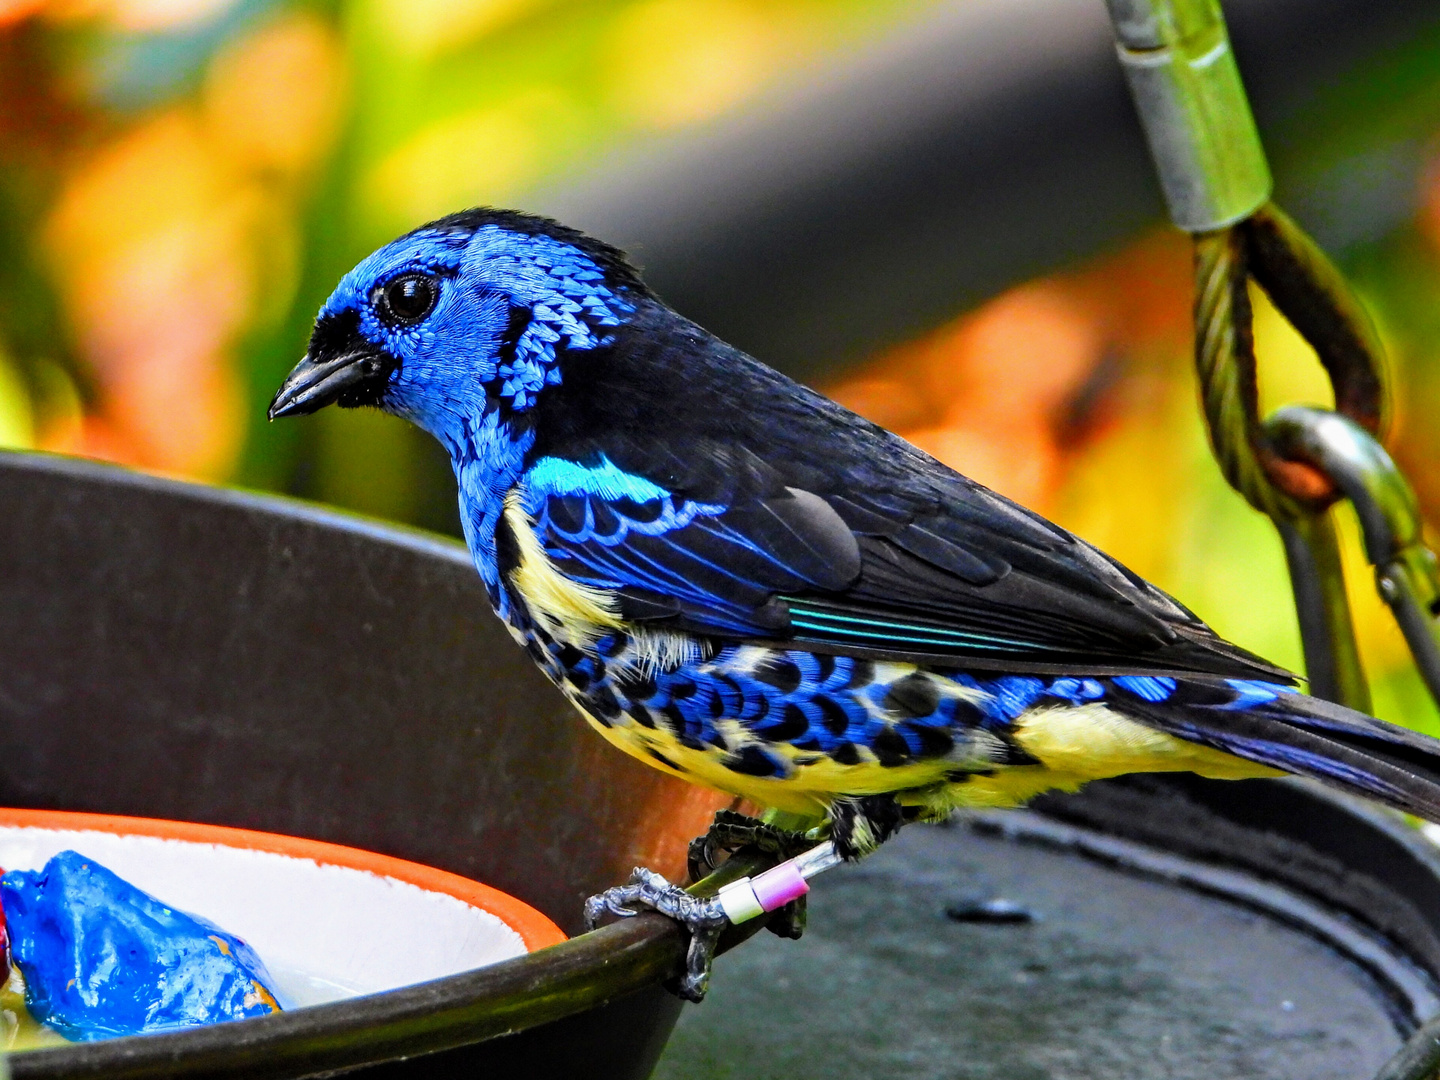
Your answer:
(1110, 676), (1440, 824)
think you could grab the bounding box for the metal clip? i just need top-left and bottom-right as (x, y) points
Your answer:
(1103, 0), (1272, 231)
(1267, 406), (1440, 706)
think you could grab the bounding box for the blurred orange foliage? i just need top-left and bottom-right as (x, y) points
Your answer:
(39, 10), (344, 477)
(829, 231), (1192, 515)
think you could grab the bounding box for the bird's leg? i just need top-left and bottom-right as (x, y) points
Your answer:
(584, 867), (728, 1002)
(687, 808), (821, 940)
(828, 793), (906, 861)
(583, 802), (883, 1002)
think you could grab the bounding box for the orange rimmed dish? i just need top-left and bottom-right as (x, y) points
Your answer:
(0, 808), (566, 1013)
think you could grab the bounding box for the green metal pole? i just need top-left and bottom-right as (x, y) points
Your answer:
(1276, 513), (1372, 713)
(1104, 0), (1271, 230)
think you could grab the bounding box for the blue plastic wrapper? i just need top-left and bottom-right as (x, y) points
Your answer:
(0, 850), (283, 1041)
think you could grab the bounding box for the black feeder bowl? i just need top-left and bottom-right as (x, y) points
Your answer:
(0, 451), (736, 1079)
(2, 451), (1440, 1080)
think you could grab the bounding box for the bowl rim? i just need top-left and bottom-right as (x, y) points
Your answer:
(0, 807), (568, 953)
(0, 450), (738, 1078)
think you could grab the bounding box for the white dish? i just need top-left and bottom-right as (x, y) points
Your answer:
(0, 811), (565, 1009)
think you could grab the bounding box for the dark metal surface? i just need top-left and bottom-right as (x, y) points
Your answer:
(2, 452), (1440, 1076)
(0, 449), (743, 1078)
(541, 0), (1440, 380)
(1243, 209), (1388, 444)
(659, 776), (1440, 1080)
(0, 450), (705, 927)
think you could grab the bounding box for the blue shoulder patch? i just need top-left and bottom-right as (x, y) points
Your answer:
(521, 456), (728, 552)
(524, 455), (671, 505)
(1046, 677), (1107, 704)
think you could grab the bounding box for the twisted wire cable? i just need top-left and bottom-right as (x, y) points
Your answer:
(1192, 203), (1390, 522)
(1192, 226), (1304, 522)
(1242, 203), (1389, 439)
(1192, 203), (1394, 712)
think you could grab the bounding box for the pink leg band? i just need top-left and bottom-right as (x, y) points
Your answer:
(751, 862), (810, 911)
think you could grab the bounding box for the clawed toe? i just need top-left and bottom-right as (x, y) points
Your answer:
(587, 811), (841, 1000)
(686, 810), (822, 941)
(584, 867), (729, 1002)
(765, 893), (807, 939)
(687, 809), (816, 880)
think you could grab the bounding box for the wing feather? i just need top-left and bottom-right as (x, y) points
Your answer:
(519, 302), (1293, 682)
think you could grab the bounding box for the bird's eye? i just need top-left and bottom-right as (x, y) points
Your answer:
(376, 274), (438, 325)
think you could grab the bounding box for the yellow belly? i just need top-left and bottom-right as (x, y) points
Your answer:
(575, 699), (1282, 820)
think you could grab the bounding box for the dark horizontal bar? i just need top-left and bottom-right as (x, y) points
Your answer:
(540, 0), (1440, 382)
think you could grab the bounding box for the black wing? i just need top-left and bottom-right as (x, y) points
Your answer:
(522, 301), (1292, 682)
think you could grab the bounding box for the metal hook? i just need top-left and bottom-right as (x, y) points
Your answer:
(1267, 406), (1440, 708)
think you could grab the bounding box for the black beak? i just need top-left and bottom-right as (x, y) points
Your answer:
(267, 350), (387, 419)
(269, 308), (395, 420)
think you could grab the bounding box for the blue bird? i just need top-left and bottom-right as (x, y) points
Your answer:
(270, 209), (1440, 998)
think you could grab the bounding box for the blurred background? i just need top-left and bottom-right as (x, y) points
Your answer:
(2, 0), (1440, 732)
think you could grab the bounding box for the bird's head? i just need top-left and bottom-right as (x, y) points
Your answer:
(268, 208), (650, 447)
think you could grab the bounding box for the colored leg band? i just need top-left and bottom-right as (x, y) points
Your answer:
(716, 864), (811, 925)
(751, 863), (809, 911)
(713, 842), (837, 925)
(716, 878), (764, 924)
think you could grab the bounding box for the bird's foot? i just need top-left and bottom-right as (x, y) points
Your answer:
(584, 867), (728, 1002)
(687, 808), (816, 879)
(687, 809), (814, 940)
